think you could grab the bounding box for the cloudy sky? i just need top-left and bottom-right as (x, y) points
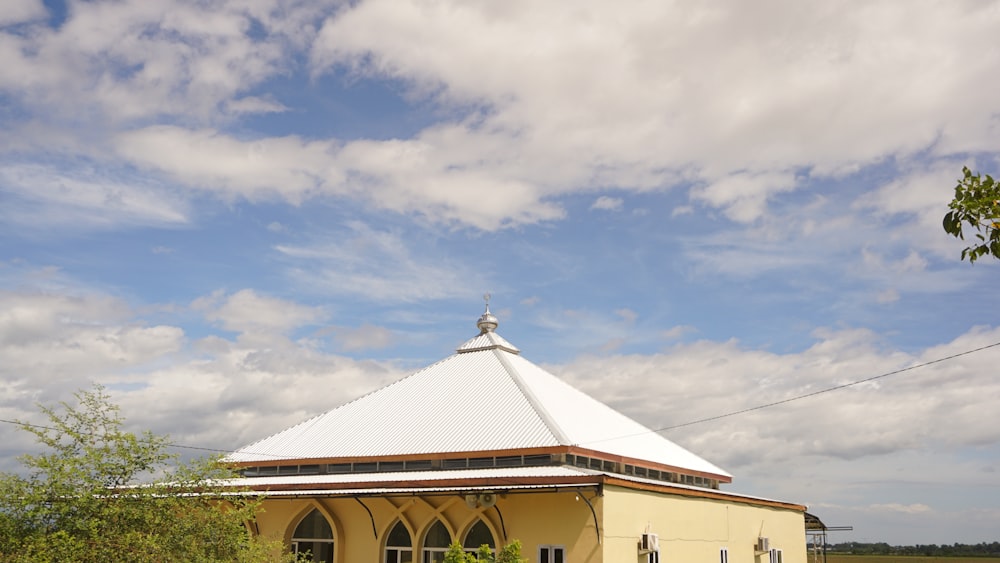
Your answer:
(2, 0), (999, 546)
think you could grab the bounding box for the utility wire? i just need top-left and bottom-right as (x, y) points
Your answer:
(0, 418), (243, 456)
(652, 339), (1000, 433)
(1, 339), (998, 457)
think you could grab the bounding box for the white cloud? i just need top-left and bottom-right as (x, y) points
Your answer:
(332, 131), (567, 229)
(861, 248), (928, 276)
(0, 164), (189, 229)
(0, 288), (184, 399)
(225, 96), (288, 115)
(875, 288), (899, 304)
(0, 0), (46, 26)
(591, 196), (623, 212)
(114, 125), (566, 230)
(192, 289), (326, 335)
(114, 126), (339, 203)
(308, 0), (1000, 225)
(661, 325), (696, 340)
(0, 0), (325, 123)
(856, 159), (972, 259)
(330, 323), (394, 352)
(691, 171), (798, 223)
(615, 308), (638, 324)
(869, 503), (933, 515)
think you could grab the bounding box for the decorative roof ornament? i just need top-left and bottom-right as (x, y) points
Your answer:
(476, 292), (499, 333)
(457, 295), (520, 354)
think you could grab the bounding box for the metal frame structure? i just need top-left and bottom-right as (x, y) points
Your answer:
(805, 512), (853, 563)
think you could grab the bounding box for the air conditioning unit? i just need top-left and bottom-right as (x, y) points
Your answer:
(756, 537), (770, 552)
(640, 532), (659, 552)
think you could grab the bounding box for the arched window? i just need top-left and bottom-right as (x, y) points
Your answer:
(463, 520), (495, 556)
(422, 520), (452, 563)
(385, 521), (413, 563)
(291, 509), (334, 563)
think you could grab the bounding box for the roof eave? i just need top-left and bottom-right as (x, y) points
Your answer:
(224, 444), (732, 484)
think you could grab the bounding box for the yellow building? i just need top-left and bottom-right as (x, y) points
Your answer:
(226, 305), (807, 563)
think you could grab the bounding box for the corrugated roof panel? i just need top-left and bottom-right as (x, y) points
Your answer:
(228, 350), (558, 463)
(502, 353), (731, 478)
(227, 322), (729, 481)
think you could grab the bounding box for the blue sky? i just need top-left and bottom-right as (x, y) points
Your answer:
(2, 0), (1000, 545)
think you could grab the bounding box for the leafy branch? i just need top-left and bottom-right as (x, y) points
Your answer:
(943, 166), (1000, 263)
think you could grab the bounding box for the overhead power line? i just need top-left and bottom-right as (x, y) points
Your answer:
(652, 339), (1000, 433)
(1, 340), (998, 458)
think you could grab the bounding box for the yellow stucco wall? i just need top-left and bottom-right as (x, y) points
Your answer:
(254, 489), (600, 562)
(602, 485), (807, 563)
(252, 487), (804, 563)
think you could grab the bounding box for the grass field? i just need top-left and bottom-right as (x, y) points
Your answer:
(823, 556), (1000, 563)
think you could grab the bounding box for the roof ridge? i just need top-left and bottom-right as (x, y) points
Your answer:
(456, 331), (520, 354)
(490, 347), (572, 445)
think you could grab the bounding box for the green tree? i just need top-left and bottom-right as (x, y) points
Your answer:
(943, 166), (1000, 263)
(0, 386), (293, 563)
(442, 540), (526, 563)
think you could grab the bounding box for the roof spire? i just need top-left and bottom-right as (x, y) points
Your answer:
(476, 292), (498, 333)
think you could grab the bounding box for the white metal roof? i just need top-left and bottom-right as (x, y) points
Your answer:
(227, 313), (731, 480)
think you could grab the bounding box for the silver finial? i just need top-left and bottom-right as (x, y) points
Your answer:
(476, 293), (498, 333)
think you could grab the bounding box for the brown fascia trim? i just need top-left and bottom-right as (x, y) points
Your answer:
(234, 474), (602, 493)
(227, 445), (733, 484)
(226, 446), (569, 468)
(564, 445), (733, 484)
(602, 476), (806, 512)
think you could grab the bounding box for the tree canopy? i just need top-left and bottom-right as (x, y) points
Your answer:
(943, 166), (1000, 263)
(0, 386), (291, 563)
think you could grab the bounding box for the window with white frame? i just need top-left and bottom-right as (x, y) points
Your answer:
(422, 520), (452, 563)
(769, 548), (783, 563)
(538, 545), (565, 563)
(720, 547), (729, 563)
(384, 521), (412, 563)
(291, 509), (334, 563)
(646, 550), (660, 563)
